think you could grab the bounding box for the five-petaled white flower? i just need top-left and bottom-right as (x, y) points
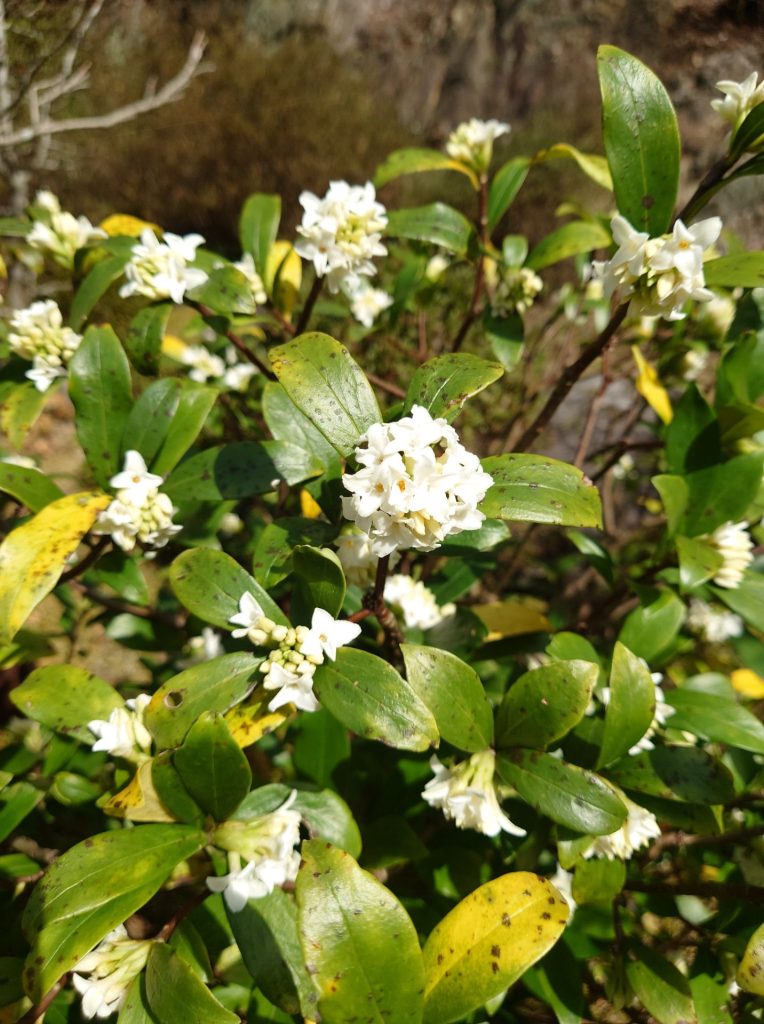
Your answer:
(422, 749), (526, 837)
(93, 450), (182, 553)
(299, 607), (362, 662)
(72, 927), (153, 1020)
(120, 229), (208, 304)
(8, 299), (83, 391)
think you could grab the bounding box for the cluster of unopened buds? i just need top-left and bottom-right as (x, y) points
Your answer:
(490, 265), (543, 317)
(94, 450), (181, 554)
(445, 118), (510, 173)
(8, 299), (82, 391)
(27, 190), (105, 268)
(230, 595), (360, 712)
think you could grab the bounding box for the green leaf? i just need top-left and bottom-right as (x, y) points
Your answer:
(680, 453), (764, 536)
(0, 216), (32, 236)
(0, 782), (42, 842)
(597, 642), (656, 768)
(484, 311), (524, 371)
(262, 381), (342, 471)
(293, 709), (351, 788)
(146, 653), (263, 749)
(625, 942), (697, 1024)
(385, 203), (475, 256)
(0, 462), (63, 511)
(374, 147), (478, 188)
(487, 157), (531, 230)
(22, 824), (205, 1000)
(525, 943), (586, 1024)
(313, 647), (439, 752)
(118, 976), (153, 1024)
(163, 441), (323, 501)
(607, 745), (735, 804)
(296, 840), (425, 1024)
(187, 265), (257, 315)
(617, 589), (685, 662)
(401, 643), (494, 753)
(234, 784), (361, 858)
(151, 752), (204, 824)
(0, 956), (24, 1010)
(532, 143), (613, 190)
(169, 547), (287, 630)
(702, 252), (764, 288)
(526, 220), (611, 271)
(122, 378), (182, 467)
(151, 384), (218, 477)
(269, 334), (381, 457)
(0, 378), (46, 448)
(290, 545), (346, 622)
(252, 517), (336, 590)
(495, 660), (598, 750)
(651, 474), (688, 536)
(124, 302), (171, 375)
(497, 750), (627, 834)
(664, 688), (764, 754)
(572, 858), (625, 904)
(239, 193), (281, 274)
(664, 385), (721, 474)
(173, 712), (252, 820)
(69, 251), (131, 328)
(676, 535), (724, 590)
(731, 103), (764, 158)
(68, 325), (133, 488)
(0, 490), (111, 644)
(711, 571), (764, 631)
(597, 45), (681, 235)
(145, 942), (238, 1024)
(422, 871), (569, 1024)
(481, 453), (602, 527)
(402, 353), (504, 422)
(10, 664), (124, 743)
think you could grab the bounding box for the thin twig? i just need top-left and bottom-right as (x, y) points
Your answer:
(366, 371), (405, 399)
(626, 879), (764, 905)
(156, 888), (210, 942)
(294, 273), (323, 336)
(452, 173), (488, 352)
(648, 823), (764, 856)
(195, 302), (274, 378)
(17, 977), (67, 1024)
(59, 536), (110, 583)
(71, 580), (184, 629)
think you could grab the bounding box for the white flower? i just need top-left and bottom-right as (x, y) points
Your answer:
(384, 574), (456, 630)
(233, 253), (267, 305)
(682, 348), (708, 381)
(119, 229), (208, 304)
(342, 405), (493, 557)
(33, 190), (61, 214)
(345, 279), (394, 328)
(94, 451), (181, 552)
(490, 266), (543, 317)
(425, 254), (450, 281)
(221, 355), (257, 392)
(219, 512), (244, 536)
(178, 344), (226, 383)
(262, 660), (320, 713)
(445, 118), (510, 172)
(422, 750), (526, 837)
(707, 521), (754, 589)
(686, 599), (744, 642)
(229, 592), (266, 641)
(335, 530), (380, 587)
(584, 794), (661, 860)
(701, 294), (736, 336)
(550, 864), (576, 916)
(72, 927), (153, 1020)
(209, 792), (302, 912)
(181, 627), (224, 666)
(299, 607), (361, 662)
(600, 670), (675, 755)
(108, 450), (164, 499)
(711, 72), (764, 131)
(28, 200), (106, 268)
(295, 181), (387, 293)
(87, 694), (152, 761)
(8, 299), (83, 391)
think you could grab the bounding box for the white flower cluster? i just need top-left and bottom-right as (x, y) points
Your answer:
(208, 791), (302, 912)
(335, 530), (381, 587)
(93, 450), (182, 553)
(383, 574), (456, 630)
(233, 253), (267, 304)
(711, 72), (764, 131)
(345, 279), (394, 328)
(342, 405), (493, 557)
(72, 926), (153, 1020)
(230, 596), (360, 713)
(599, 670), (675, 755)
(593, 213), (721, 321)
(176, 342), (257, 392)
(706, 520), (754, 589)
(445, 118), (510, 172)
(87, 694), (152, 761)
(422, 749), (526, 837)
(295, 180), (387, 293)
(27, 190), (106, 268)
(120, 229), (208, 304)
(583, 793), (661, 860)
(687, 599), (744, 643)
(490, 266), (543, 317)
(8, 299), (82, 391)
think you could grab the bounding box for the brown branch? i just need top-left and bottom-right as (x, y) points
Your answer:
(361, 555), (403, 657)
(452, 173), (488, 352)
(195, 302), (274, 378)
(648, 823), (764, 855)
(294, 273), (323, 336)
(17, 977), (68, 1024)
(71, 580), (184, 629)
(366, 371), (405, 399)
(626, 879), (764, 905)
(59, 536), (110, 583)
(156, 888), (210, 942)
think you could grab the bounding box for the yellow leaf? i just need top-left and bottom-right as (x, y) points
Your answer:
(103, 759), (175, 822)
(738, 922), (764, 995)
(632, 346), (673, 424)
(99, 213), (161, 237)
(422, 871), (569, 1024)
(225, 687), (290, 748)
(265, 240), (302, 314)
(300, 489), (323, 519)
(473, 598), (551, 640)
(161, 333), (189, 360)
(731, 668), (764, 699)
(0, 491), (111, 644)
(0, 253), (7, 279)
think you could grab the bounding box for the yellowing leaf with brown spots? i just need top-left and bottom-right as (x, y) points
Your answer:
(473, 598), (551, 640)
(632, 346), (673, 424)
(422, 871), (569, 1024)
(265, 240), (302, 314)
(225, 688), (290, 748)
(99, 213), (161, 237)
(731, 668), (764, 700)
(103, 760), (176, 823)
(738, 922), (764, 995)
(0, 491), (111, 644)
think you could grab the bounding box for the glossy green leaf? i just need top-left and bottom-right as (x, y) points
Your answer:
(401, 643), (494, 753)
(118, 976), (153, 1024)
(597, 45), (680, 235)
(497, 750), (627, 834)
(572, 858), (625, 904)
(22, 825), (205, 1000)
(151, 384), (218, 477)
(69, 251), (131, 328)
(124, 302), (171, 375)
(375, 147), (478, 188)
(526, 220), (611, 271)
(532, 143), (613, 189)
(484, 310), (524, 371)
(173, 712), (252, 821)
(239, 193), (281, 274)
(385, 203), (475, 255)
(607, 745), (735, 804)
(702, 252), (764, 288)
(169, 547), (287, 629)
(146, 653), (263, 749)
(487, 156), (531, 230)
(293, 709), (351, 788)
(145, 942), (238, 1024)
(731, 102), (764, 157)
(187, 264), (257, 315)
(496, 660), (598, 750)
(0, 461), (63, 511)
(481, 453), (602, 527)
(163, 440), (322, 501)
(252, 517), (336, 590)
(10, 664), (124, 743)
(676, 535), (724, 590)
(664, 689), (764, 754)
(680, 452), (764, 536)
(269, 334), (381, 457)
(652, 474), (688, 536)
(617, 589), (685, 662)
(422, 871), (569, 1024)
(402, 353), (504, 421)
(296, 840), (424, 1024)
(597, 642), (656, 768)
(262, 381), (342, 471)
(290, 544), (346, 623)
(233, 783), (361, 858)
(122, 378), (182, 466)
(0, 782), (42, 842)
(711, 571), (764, 631)
(151, 752), (204, 824)
(313, 647), (439, 752)
(625, 942), (696, 1024)
(664, 385), (720, 474)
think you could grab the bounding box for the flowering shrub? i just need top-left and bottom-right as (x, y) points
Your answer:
(0, 45), (763, 1024)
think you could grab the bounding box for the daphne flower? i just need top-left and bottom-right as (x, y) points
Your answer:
(335, 530), (380, 587)
(345, 279), (394, 327)
(72, 927), (153, 1019)
(295, 181), (387, 293)
(384, 574), (456, 630)
(711, 72), (764, 132)
(178, 344), (226, 383)
(120, 229), (208, 304)
(687, 599), (744, 642)
(87, 694), (152, 761)
(28, 195), (106, 268)
(490, 266), (543, 317)
(8, 299), (83, 391)
(94, 451), (181, 552)
(423, 750), (526, 837)
(109, 450), (164, 498)
(584, 793), (661, 860)
(445, 118), (510, 173)
(33, 190), (61, 214)
(299, 607), (361, 662)
(233, 253), (267, 305)
(229, 592), (267, 642)
(707, 521), (754, 589)
(221, 348), (258, 392)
